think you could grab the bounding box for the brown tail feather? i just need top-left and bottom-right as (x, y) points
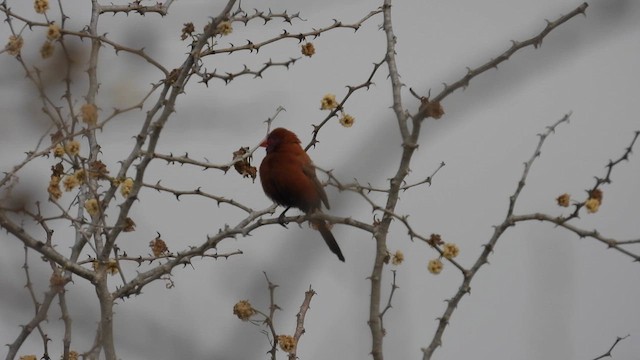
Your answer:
(316, 221), (345, 262)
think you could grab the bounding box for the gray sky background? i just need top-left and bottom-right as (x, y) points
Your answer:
(1, 0), (639, 359)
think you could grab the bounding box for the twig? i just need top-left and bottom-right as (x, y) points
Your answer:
(592, 335), (629, 360)
(379, 270), (399, 338)
(288, 287), (316, 360)
(511, 213), (640, 262)
(562, 130), (640, 221)
(142, 181), (254, 213)
(262, 272), (280, 360)
(306, 58), (386, 151)
(98, 0), (175, 16)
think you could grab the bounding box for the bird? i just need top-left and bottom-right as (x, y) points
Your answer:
(259, 127), (345, 262)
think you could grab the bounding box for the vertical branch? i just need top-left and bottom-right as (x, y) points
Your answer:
(382, 1), (408, 138)
(95, 270), (116, 360)
(86, 0), (105, 255)
(367, 1), (421, 359)
(85, 2), (114, 358)
(288, 288), (316, 360)
(59, 291), (73, 360)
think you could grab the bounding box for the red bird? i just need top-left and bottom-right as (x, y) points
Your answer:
(259, 128), (345, 262)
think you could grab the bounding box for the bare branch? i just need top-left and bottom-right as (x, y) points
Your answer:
(511, 213), (640, 261)
(592, 335), (630, 360)
(422, 114), (570, 359)
(201, 8), (382, 57)
(379, 270), (399, 338)
(288, 287), (316, 360)
(416, 3), (589, 120)
(98, 0), (175, 16)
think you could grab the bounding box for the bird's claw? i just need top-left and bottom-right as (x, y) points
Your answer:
(277, 212), (289, 228)
(277, 207), (291, 228)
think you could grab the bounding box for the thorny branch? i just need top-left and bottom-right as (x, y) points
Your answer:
(366, 3), (407, 359)
(378, 270), (398, 338)
(559, 130), (640, 222)
(200, 8), (382, 57)
(306, 58), (386, 150)
(417, 3), (589, 118)
(592, 335), (630, 360)
(6, 248), (57, 360)
(510, 130), (640, 262)
(262, 273), (281, 360)
(98, 0), (175, 16)
(420, 114), (571, 359)
(288, 287), (316, 360)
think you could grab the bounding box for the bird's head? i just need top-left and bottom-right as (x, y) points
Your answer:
(260, 128), (301, 153)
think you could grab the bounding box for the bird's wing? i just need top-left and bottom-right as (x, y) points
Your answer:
(302, 162), (330, 210)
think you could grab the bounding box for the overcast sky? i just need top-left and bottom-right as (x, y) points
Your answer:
(1, 1), (639, 359)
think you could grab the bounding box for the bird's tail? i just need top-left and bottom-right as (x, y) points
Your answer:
(313, 220), (345, 262)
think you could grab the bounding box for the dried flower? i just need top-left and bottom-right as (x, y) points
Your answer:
(106, 259), (118, 275)
(88, 160), (109, 179)
(420, 98), (444, 119)
(232, 147), (257, 181)
(585, 198), (600, 214)
(120, 177), (134, 198)
(34, 0), (49, 13)
(216, 21), (233, 36)
(92, 259), (117, 274)
(123, 217), (136, 232)
(62, 169), (85, 191)
(62, 175), (79, 191)
(320, 93), (338, 110)
(40, 41), (54, 58)
(84, 198), (99, 216)
(65, 140), (80, 156)
(442, 243), (460, 259)
(49, 271), (66, 290)
(584, 188), (603, 214)
(51, 162), (64, 177)
(277, 335), (296, 353)
(180, 22), (195, 40)
(81, 103), (98, 125)
(74, 169), (86, 182)
(590, 189), (603, 202)
(427, 233), (443, 246)
(428, 258), (443, 274)
(48, 176), (62, 200)
(149, 237), (168, 257)
(391, 250), (404, 265)
(47, 23), (61, 41)
(67, 351), (79, 360)
(53, 144), (65, 157)
(5, 35), (23, 56)
(19, 355), (37, 360)
(556, 193), (570, 207)
(233, 300), (256, 321)
(339, 114), (355, 128)
(301, 42), (315, 57)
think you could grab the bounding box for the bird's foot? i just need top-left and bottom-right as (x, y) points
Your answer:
(277, 211), (289, 228)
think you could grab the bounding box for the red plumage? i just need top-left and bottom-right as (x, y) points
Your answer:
(259, 128), (345, 262)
